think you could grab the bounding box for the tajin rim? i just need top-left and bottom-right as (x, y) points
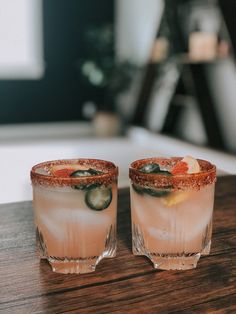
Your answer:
(31, 158), (118, 187)
(129, 157), (216, 191)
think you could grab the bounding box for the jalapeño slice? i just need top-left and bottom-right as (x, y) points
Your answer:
(139, 163), (172, 176)
(85, 187), (112, 211)
(70, 168), (103, 190)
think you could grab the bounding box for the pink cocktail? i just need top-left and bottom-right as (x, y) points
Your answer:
(31, 159), (118, 274)
(129, 157), (216, 270)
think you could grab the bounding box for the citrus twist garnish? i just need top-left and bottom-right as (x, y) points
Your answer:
(171, 156), (200, 175)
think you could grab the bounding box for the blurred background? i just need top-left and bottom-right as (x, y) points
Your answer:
(1, 0), (236, 203)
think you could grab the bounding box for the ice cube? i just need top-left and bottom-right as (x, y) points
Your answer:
(36, 167), (49, 175)
(37, 207), (112, 243)
(133, 185), (214, 241)
(54, 207), (112, 227)
(148, 227), (174, 240)
(36, 210), (66, 242)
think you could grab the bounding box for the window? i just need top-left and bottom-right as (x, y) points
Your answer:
(0, 0), (44, 79)
(0, 0), (113, 124)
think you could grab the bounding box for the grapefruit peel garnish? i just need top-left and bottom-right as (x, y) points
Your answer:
(51, 168), (76, 177)
(51, 165), (79, 177)
(171, 156), (200, 175)
(163, 156), (200, 206)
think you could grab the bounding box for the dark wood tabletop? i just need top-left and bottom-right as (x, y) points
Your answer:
(0, 176), (236, 313)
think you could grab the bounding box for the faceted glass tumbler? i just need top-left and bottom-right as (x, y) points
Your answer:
(129, 157), (216, 270)
(31, 159), (118, 274)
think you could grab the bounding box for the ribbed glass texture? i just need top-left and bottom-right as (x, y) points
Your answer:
(33, 183), (117, 274)
(130, 184), (215, 270)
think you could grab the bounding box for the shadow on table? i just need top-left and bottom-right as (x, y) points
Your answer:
(117, 188), (132, 253)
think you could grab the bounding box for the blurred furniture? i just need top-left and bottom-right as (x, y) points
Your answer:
(132, 0), (231, 150)
(133, 58), (225, 149)
(0, 176), (236, 312)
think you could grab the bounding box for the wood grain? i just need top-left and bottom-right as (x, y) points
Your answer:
(0, 176), (236, 313)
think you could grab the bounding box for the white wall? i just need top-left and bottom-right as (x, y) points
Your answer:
(0, 0), (44, 79)
(115, 0), (164, 64)
(115, 0), (164, 121)
(206, 59), (236, 152)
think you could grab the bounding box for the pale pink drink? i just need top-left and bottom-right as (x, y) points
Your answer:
(31, 159), (118, 274)
(129, 157), (216, 270)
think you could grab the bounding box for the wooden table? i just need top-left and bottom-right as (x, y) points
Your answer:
(0, 176), (236, 313)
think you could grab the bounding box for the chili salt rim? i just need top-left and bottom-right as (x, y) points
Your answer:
(129, 157), (216, 191)
(31, 158), (118, 188)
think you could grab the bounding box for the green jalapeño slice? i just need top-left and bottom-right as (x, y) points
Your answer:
(70, 169), (102, 190)
(85, 186), (112, 211)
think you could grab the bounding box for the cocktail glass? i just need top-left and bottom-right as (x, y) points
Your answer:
(129, 157), (216, 270)
(31, 158), (118, 274)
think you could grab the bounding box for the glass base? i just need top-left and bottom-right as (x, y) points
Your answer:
(132, 223), (211, 270)
(145, 253), (200, 270)
(48, 252), (116, 274)
(36, 225), (116, 274)
(49, 257), (98, 274)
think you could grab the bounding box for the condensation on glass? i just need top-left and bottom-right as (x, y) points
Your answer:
(31, 159), (118, 274)
(129, 157), (216, 270)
